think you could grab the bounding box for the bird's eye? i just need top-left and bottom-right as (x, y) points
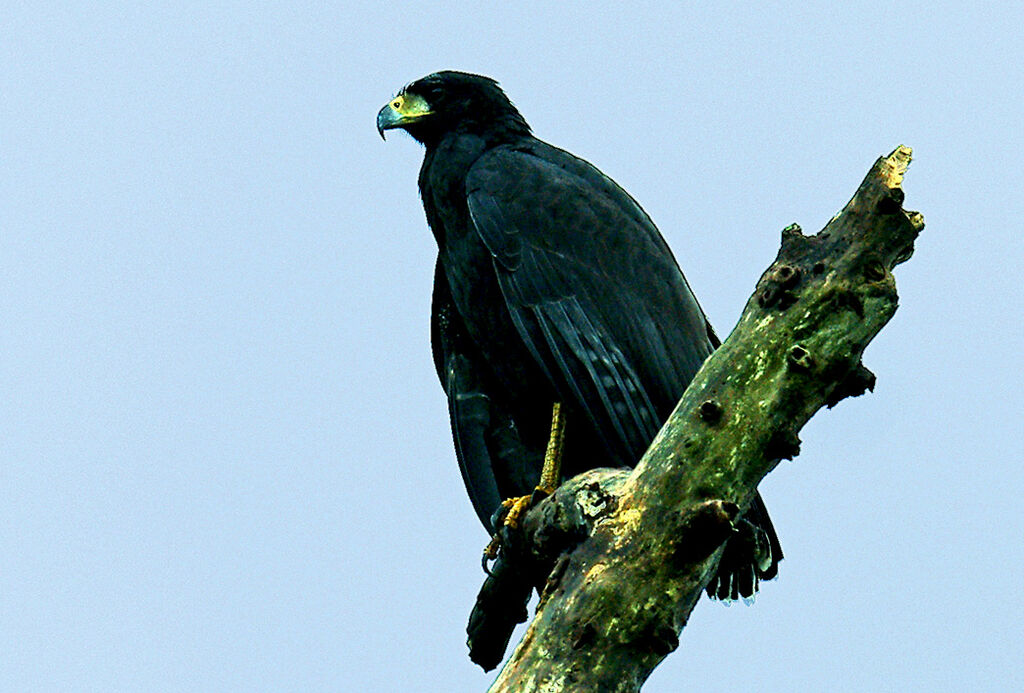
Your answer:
(392, 100), (401, 109)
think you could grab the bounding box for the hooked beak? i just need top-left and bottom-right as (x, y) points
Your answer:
(376, 104), (400, 141)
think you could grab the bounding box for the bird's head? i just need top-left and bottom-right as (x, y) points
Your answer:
(377, 71), (530, 147)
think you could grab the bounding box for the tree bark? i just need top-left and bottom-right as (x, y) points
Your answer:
(480, 146), (924, 692)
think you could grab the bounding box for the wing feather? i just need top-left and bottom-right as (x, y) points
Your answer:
(466, 145), (702, 463)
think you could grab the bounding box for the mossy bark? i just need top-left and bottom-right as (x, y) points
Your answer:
(479, 146), (923, 692)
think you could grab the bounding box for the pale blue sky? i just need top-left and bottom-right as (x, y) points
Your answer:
(2, 2), (1022, 691)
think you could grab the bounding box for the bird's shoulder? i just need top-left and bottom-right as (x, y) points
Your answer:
(465, 138), (682, 284)
(467, 139), (654, 229)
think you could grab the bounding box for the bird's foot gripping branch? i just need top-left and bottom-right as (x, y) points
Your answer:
(473, 146), (924, 692)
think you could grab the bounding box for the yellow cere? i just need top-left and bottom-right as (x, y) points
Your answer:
(391, 92), (432, 119)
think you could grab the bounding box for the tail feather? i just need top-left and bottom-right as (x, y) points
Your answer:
(467, 555), (532, 671)
(706, 493), (782, 602)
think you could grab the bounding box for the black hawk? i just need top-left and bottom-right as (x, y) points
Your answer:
(377, 71), (781, 607)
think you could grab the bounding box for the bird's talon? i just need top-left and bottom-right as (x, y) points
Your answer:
(482, 535), (502, 575)
(479, 494), (533, 574)
(502, 494), (532, 530)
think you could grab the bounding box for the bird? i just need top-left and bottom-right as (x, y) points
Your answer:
(376, 70), (781, 611)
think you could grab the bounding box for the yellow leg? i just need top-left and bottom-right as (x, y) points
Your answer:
(536, 401), (566, 496)
(482, 402), (567, 568)
(507, 401), (567, 527)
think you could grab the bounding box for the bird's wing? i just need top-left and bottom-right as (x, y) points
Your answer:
(466, 144), (714, 464)
(431, 259), (538, 530)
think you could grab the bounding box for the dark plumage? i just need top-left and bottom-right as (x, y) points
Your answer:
(378, 71), (782, 605)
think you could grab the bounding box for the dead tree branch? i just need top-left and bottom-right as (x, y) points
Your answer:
(472, 146), (924, 692)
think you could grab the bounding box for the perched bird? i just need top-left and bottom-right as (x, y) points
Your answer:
(377, 71), (781, 608)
